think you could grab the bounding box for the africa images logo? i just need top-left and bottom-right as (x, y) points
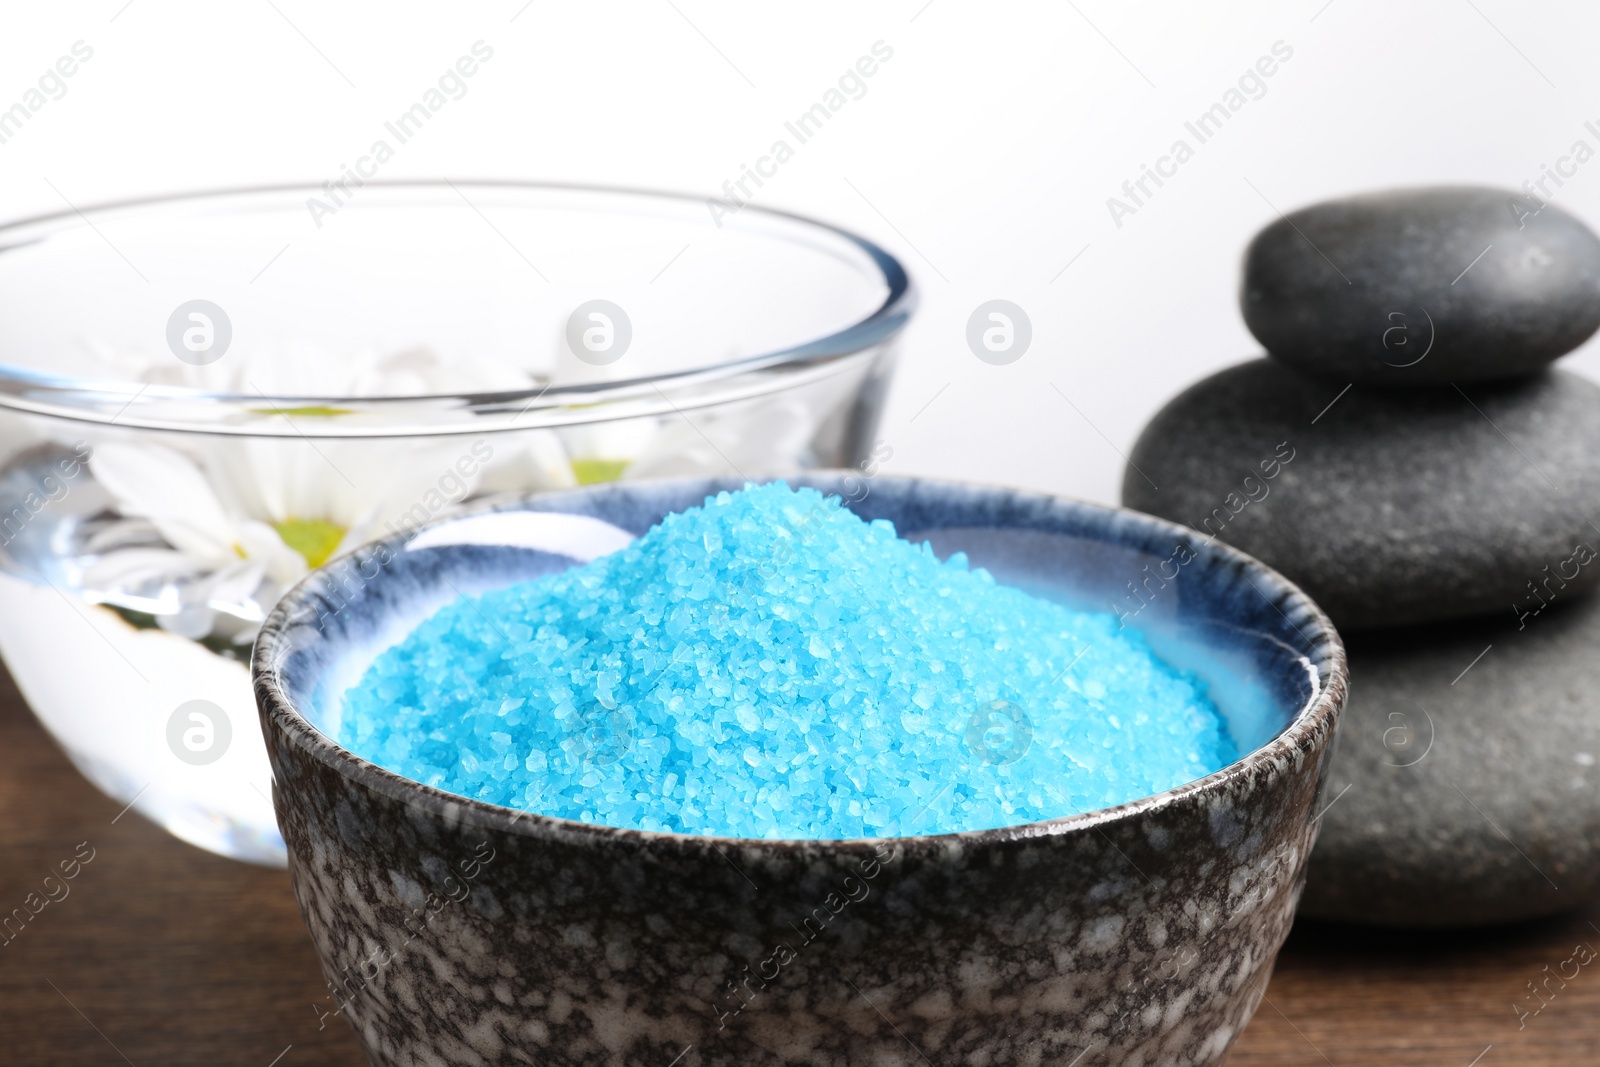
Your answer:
(1106, 40), (1294, 228)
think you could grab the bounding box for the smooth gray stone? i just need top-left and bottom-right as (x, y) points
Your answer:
(1300, 593), (1600, 927)
(1121, 360), (1600, 630)
(1242, 186), (1600, 386)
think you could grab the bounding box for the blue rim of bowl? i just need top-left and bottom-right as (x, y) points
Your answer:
(253, 473), (1348, 855)
(0, 180), (916, 437)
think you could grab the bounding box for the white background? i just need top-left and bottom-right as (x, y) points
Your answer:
(3, 0), (1597, 506)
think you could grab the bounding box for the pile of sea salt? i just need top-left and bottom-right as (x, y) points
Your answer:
(339, 482), (1235, 838)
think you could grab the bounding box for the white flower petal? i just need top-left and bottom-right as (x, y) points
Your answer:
(559, 420), (661, 464)
(477, 430), (577, 495)
(623, 400), (815, 480)
(236, 520), (308, 586)
(80, 547), (199, 592)
(89, 442), (239, 562)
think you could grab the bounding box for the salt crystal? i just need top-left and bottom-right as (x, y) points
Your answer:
(339, 483), (1235, 839)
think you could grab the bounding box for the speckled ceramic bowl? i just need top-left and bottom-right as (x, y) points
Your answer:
(254, 475), (1346, 1067)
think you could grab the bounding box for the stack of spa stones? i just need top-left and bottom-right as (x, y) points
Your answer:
(1123, 186), (1600, 927)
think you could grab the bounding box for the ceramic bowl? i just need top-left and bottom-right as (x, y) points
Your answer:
(253, 474), (1346, 1067)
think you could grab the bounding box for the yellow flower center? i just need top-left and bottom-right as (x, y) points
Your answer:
(273, 518), (346, 569)
(571, 458), (629, 485)
(249, 405), (353, 417)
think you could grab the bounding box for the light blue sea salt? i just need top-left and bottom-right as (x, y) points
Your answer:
(339, 483), (1236, 839)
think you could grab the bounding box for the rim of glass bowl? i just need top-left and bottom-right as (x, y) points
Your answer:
(253, 473), (1349, 853)
(0, 180), (915, 439)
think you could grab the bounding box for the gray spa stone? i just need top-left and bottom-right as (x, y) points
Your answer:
(1300, 591), (1600, 927)
(1121, 360), (1600, 630)
(1241, 186), (1600, 386)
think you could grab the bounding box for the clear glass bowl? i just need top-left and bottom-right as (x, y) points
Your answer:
(0, 181), (913, 865)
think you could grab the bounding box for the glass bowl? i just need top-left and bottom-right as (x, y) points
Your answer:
(0, 181), (913, 864)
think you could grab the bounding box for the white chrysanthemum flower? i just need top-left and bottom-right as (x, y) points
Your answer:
(73, 342), (577, 644)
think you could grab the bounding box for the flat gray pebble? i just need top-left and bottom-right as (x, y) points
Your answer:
(1299, 592), (1600, 927)
(1242, 186), (1600, 386)
(1122, 360), (1600, 629)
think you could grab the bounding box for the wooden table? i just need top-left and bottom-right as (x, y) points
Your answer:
(2, 666), (1594, 1066)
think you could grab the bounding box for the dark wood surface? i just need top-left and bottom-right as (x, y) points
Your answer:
(2, 665), (1595, 1066)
